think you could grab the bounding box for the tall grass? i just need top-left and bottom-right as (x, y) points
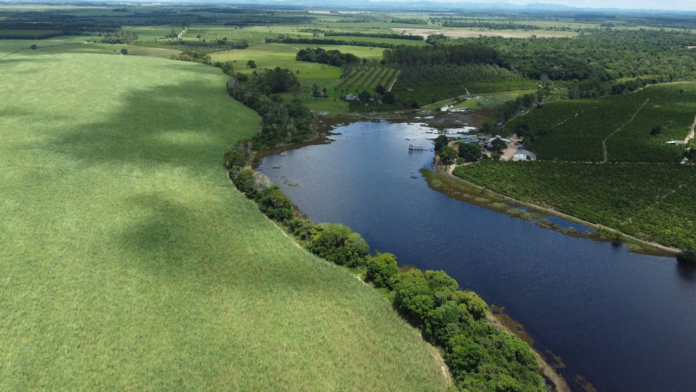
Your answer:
(0, 52), (448, 391)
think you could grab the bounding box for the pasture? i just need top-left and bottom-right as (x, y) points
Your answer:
(0, 51), (448, 390)
(506, 83), (696, 162)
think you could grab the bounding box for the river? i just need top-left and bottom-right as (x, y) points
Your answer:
(257, 120), (696, 391)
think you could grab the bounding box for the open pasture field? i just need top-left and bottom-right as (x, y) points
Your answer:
(505, 83), (696, 162)
(183, 25), (281, 44)
(0, 51), (448, 390)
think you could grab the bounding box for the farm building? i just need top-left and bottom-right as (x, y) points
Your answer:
(666, 140), (687, 146)
(345, 94), (358, 101)
(513, 149), (536, 160)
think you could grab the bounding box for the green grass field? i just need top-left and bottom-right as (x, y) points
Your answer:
(0, 50), (448, 390)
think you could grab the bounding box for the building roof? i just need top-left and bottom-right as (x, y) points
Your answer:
(514, 149), (536, 157)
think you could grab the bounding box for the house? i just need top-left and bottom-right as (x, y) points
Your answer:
(666, 140), (687, 146)
(344, 94), (358, 101)
(513, 149), (536, 160)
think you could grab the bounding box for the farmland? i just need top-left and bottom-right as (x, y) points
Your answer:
(335, 66), (399, 95)
(0, 51), (449, 390)
(454, 161), (696, 250)
(505, 83), (696, 162)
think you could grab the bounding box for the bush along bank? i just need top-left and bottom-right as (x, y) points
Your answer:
(224, 149), (545, 392)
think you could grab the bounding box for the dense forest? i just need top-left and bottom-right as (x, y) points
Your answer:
(383, 43), (501, 66)
(473, 30), (696, 81)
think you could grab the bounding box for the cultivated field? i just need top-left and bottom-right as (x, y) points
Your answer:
(0, 51), (448, 390)
(506, 83), (696, 162)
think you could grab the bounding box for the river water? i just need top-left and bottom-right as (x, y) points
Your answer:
(257, 121), (696, 391)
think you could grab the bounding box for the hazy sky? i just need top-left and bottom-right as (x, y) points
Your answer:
(428, 0), (696, 11)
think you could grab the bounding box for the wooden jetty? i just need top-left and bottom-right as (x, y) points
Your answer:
(409, 144), (430, 152)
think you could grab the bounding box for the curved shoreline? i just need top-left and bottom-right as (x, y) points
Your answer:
(432, 166), (679, 256)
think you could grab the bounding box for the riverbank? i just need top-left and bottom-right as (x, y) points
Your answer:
(424, 167), (679, 257)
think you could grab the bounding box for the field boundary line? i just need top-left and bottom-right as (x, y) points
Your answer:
(686, 114), (696, 143)
(602, 98), (650, 162)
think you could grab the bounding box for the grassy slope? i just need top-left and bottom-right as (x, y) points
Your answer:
(0, 51), (447, 390)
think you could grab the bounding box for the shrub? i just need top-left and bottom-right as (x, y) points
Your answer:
(255, 185), (293, 223)
(224, 149), (246, 170)
(366, 252), (398, 289)
(677, 250), (696, 265)
(233, 169), (256, 198)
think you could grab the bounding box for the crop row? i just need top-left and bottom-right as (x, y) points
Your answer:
(508, 83), (696, 163)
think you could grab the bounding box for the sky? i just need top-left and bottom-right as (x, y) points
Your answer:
(417, 0), (696, 11)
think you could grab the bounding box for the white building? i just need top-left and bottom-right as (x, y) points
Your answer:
(513, 149), (536, 160)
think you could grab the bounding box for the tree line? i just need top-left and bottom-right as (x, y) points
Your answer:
(264, 37), (401, 49)
(223, 157), (545, 392)
(324, 31), (424, 41)
(296, 47), (361, 67)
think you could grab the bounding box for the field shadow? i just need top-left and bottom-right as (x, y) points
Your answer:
(47, 79), (259, 174)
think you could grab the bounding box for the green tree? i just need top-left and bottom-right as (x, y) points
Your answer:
(375, 84), (386, 95)
(120, 48), (128, 55)
(439, 146), (457, 164)
(233, 169), (256, 198)
(491, 138), (507, 153)
(650, 125), (662, 136)
(247, 60), (257, 68)
(394, 270), (434, 325)
(448, 343), (487, 373)
(310, 224), (368, 267)
(458, 143), (482, 162)
(382, 91), (396, 104)
(366, 253), (398, 289)
(30, 44), (37, 50)
(255, 185), (293, 223)
(358, 90), (372, 102)
(434, 135), (449, 151)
